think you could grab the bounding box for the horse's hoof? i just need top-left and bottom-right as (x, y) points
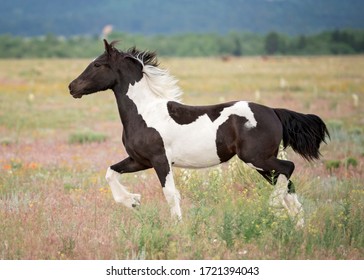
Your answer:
(131, 194), (141, 208)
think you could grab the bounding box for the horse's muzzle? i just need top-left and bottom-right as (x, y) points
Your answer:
(68, 81), (82, 98)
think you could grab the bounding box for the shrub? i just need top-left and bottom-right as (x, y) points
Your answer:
(325, 160), (341, 171)
(68, 130), (107, 144)
(344, 157), (358, 168)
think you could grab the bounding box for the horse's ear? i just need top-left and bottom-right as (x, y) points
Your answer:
(104, 39), (112, 55)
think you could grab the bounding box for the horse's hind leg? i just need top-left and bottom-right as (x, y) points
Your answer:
(243, 156), (304, 227)
(271, 174), (304, 227)
(106, 157), (150, 209)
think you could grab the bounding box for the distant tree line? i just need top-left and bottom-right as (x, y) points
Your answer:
(1, 29), (364, 58)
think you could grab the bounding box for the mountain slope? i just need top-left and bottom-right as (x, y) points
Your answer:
(1, 0), (364, 36)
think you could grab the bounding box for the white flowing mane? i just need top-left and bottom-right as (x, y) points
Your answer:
(142, 65), (183, 102)
(128, 48), (183, 102)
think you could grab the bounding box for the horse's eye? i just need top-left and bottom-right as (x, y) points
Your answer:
(94, 62), (101, 68)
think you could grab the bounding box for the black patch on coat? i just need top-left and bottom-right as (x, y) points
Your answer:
(167, 101), (236, 125)
(215, 115), (249, 163)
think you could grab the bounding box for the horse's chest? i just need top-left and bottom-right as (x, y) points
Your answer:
(122, 119), (166, 166)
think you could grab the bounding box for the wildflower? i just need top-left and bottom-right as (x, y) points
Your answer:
(27, 162), (39, 169)
(280, 77), (287, 89)
(308, 224), (319, 235)
(2, 164), (11, 170)
(271, 221), (278, 229)
(28, 93), (35, 102)
(238, 250), (248, 256)
(99, 187), (110, 194)
(90, 176), (99, 184)
(352, 93), (359, 108)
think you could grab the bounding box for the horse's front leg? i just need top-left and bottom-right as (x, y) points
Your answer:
(106, 157), (150, 209)
(152, 156), (182, 220)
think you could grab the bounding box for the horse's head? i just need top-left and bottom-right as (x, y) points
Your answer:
(68, 39), (143, 98)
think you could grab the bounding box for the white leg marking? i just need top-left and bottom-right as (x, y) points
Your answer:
(284, 193), (305, 228)
(269, 175), (288, 209)
(269, 174), (304, 227)
(163, 171), (182, 220)
(105, 167), (141, 209)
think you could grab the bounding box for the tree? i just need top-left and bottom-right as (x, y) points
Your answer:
(265, 32), (280, 55)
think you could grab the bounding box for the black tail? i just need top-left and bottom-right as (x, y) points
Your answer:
(274, 108), (330, 161)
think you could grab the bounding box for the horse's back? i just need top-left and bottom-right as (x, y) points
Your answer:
(167, 101), (236, 125)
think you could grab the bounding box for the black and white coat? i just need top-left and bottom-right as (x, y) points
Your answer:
(69, 41), (329, 226)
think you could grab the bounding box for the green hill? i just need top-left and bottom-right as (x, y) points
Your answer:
(1, 0), (364, 36)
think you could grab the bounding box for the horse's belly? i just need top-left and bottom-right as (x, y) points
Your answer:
(171, 140), (221, 168)
(161, 115), (221, 168)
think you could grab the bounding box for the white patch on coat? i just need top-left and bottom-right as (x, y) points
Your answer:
(216, 101), (257, 128)
(126, 77), (257, 168)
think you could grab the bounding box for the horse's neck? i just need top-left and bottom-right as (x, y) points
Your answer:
(114, 77), (165, 128)
(127, 77), (162, 112)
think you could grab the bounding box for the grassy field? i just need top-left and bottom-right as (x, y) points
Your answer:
(0, 55), (363, 259)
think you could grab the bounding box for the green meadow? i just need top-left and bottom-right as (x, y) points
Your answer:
(0, 56), (363, 259)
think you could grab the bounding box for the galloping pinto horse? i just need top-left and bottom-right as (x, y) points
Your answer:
(69, 40), (329, 226)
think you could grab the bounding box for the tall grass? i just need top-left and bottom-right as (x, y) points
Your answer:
(0, 156), (362, 259)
